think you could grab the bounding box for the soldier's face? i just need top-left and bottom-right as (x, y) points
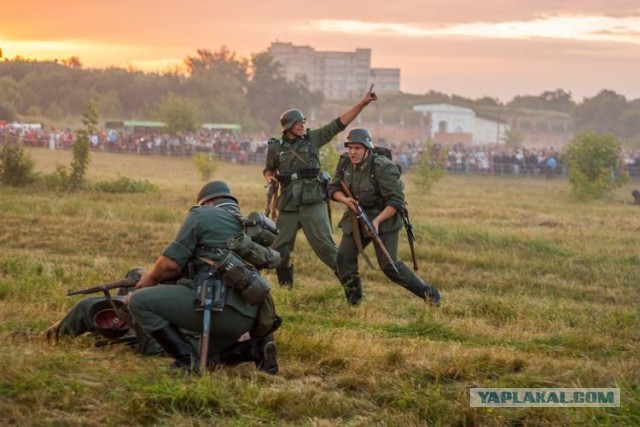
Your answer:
(347, 144), (368, 164)
(288, 119), (306, 138)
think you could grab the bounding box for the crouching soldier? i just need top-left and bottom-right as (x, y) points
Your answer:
(125, 180), (281, 374)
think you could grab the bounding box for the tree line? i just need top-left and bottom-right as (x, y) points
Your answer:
(0, 47), (321, 134)
(1, 47), (640, 145)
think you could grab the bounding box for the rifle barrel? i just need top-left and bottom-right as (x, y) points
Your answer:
(67, 277), (137, 296)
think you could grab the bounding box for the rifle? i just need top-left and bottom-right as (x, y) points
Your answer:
(67, 277), (137, 296)
(401, 207), (419, 271)
(339, 180), (399, 274)
(264, 179), (279, 220)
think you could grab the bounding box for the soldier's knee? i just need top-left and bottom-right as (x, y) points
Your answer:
(382, 261), (407, 281)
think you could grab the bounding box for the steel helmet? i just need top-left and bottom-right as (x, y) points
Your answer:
(280, 109), (306, 132)
(89, 299), (130, 339)
(197, 180), (238, 205)
(344, 128), (374, 149)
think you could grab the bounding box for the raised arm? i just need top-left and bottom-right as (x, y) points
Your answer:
(338, 86), (378, 127)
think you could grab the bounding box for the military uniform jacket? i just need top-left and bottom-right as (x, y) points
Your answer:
(264, 118), (345, 212)
(328, 152), (405, 235)
(162, 199), (258, 318)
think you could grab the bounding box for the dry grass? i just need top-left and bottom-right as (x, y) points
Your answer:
(0, 147), (638, 425)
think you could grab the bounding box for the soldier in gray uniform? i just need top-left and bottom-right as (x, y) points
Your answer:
(328, 128), (441, 306)
(126, 181), (279, 374)
(264, 88), (378, 288)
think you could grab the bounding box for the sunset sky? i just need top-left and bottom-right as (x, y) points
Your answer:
(2, 0), (639, 102)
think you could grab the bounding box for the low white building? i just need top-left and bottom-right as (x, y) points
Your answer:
(413, 104), (509, 145)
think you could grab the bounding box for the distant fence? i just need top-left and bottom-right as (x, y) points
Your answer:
(3, 131), (640, 179)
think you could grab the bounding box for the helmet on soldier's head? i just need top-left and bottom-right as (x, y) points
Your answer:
(344, 128), (374, 149)
(280, 109), (306, 132)
(89, 299), (130, 339)
(197, 180), (238, 205)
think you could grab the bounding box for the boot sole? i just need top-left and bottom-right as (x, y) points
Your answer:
(259, 342), (279, 375)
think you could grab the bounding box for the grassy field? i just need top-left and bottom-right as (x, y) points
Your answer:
(1, 148), (638, 426)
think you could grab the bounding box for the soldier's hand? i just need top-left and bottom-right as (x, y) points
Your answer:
(345, 198), (359, 213)
(265, 172), (278, 184)
(365, 85), (378, 102)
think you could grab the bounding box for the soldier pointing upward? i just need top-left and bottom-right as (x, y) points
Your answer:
(263, 87), (377, 289)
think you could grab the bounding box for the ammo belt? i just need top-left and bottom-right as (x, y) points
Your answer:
(278, 168), (320, 186)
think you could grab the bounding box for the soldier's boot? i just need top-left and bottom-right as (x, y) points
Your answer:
(150, 324), (200, 373)
(406, 276), (441, 307)
(341, 276), (363, 306)
(251, 334), (279, 375)
(276, 265), (294, 289)
(217, 335), (278, 374)
(218, 340), (254, 366)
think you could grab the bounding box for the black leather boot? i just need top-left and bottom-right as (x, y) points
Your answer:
(251, 335), (278, 375)
(406, 276), (441, 307)
(150, 324), (200, 373)
(341, 277), (363, 306)
(218, 340), (254, 366)
(276, 265), (294, 289)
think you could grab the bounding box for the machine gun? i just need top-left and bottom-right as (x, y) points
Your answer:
(340, 181), (399, 274)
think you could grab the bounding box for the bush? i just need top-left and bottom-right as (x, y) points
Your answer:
(320, 143), (340, 175)
(413, 143), (445, 192)
(94, 176), (159, 193)
(565, 132), (628, 200)
(0, 142), (37, 186)
(193, 153), (218, 181)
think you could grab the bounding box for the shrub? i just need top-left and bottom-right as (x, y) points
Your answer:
(94, 176), (159, 193)
(320, 143), (340, 175)
(565, 132), (628, 200)
(413, 143), (445, 192)
(0, 142), (37, 186)
(193, 153), (218, 181)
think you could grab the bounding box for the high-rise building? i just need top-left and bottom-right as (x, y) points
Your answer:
(268, 42), (400, 99)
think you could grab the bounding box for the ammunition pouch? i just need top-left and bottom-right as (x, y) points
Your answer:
(227, 232), (281, 269)
(216, 251), (271, 305)
(278, 167), (321, 186)
(244, 211), (279, 247)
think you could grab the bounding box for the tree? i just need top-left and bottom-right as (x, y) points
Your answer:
(62, 56), (83, 69)
(246, 52), (323, 133)
(157, 94), (200, 134)
(0, 76), (24, 114)
(183, 47), (249, 123)
(540, 89), (575, 113)
(573, 90), (627, 135)
(69, 101), (97, 188)
(503, 129), (524, 148)
(507, 89), (575, 113)
(0, 100), (17, 121)
(565, 132), (627, 200)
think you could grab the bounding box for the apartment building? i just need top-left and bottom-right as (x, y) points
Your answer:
(268, 42), (400, 99)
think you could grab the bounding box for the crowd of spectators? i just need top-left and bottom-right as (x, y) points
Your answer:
(3, 124), (640, 178)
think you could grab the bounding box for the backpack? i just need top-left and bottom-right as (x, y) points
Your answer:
(338, 145), (401, 179)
